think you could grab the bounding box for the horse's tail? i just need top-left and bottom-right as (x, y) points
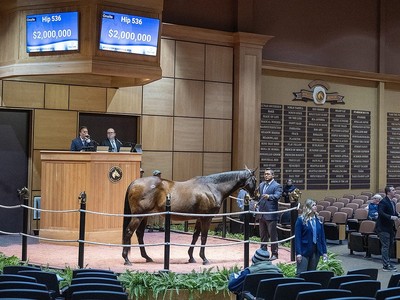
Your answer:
(122, 186), (132, 245)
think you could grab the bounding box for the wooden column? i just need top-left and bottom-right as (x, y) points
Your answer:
(232, 33), (273, 175)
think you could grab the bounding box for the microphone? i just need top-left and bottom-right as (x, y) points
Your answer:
(116, 138), (123, 145)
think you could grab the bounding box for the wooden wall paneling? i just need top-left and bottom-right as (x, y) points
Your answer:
(34, 109), (77, 150)
(3, 81), (44, 108)
(174, 79), (204, 117)
(205, 82), (233, 119)
(175, 41), (205, 80)
(173, 152), (203, 180)
(86, 158), (139, 236)
(141, 151), (173, 179)
(32, 149), (41, 191)
(142, 78), (174, 115)
(205, 45), (233, 83)
(142, 115), (173, 150)
(45, 84), (69, 110)
(69, 86), (107, 112)
(204, 119), (232, 152)
(203, 152), (232, 175)
(106, 86), (142, 114)
(173, 117), (204, 151)
(160, 39), (176, 78)
(40, 162), (85, 232)
(0, 10), (19, 63)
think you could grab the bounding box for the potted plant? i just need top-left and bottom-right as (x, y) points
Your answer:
(118, 266), (239, 300)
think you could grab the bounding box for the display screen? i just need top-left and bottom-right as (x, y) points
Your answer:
(26, 11), (79, 53)
(99, 11), (160, 56)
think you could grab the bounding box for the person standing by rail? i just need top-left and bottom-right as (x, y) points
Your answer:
(295, 198), (328, 275)
(257, 168), (282, 260)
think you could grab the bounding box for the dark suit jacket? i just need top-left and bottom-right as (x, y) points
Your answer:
(376, 196), (397, 234)
(257, 180), (282, 221)
(295, 216), (327, 257)
(70, 137), (95, 151)
(100, 138), (123, 152)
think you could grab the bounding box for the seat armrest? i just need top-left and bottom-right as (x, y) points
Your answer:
(242, 291), (256, 300)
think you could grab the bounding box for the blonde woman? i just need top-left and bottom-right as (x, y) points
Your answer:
(295, 199), (328, 275)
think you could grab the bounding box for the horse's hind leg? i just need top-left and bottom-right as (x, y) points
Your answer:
(188, 219), (202, 263)
(136, 217), (153, 262)
(199, 218), (213, 265)
(122, 217), (142, 265)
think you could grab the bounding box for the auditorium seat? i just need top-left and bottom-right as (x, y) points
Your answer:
(272, 282), (321, 300)
(339, 280), (380, 298)
(348, 220), (375, 256)
(347, 268), (378, 280)
(318, 211), (332, 223)
(298, 270), (334, 288)
(327, 274), (370, 289)
(296, 289), (352, 300)
(243, 277), (303, 300)
(240, 272), (284, 300)
(324, 212), (348, 243)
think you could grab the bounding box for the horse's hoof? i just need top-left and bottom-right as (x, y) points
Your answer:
(124, 260), (132, 266)
(188, 258), (196, 263)
(145, 257), (154, 263)
(202, 260), (210, 265)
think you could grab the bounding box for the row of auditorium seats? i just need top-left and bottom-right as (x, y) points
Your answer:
(0, 265), (127, 299)
(239, 268), (400, 300)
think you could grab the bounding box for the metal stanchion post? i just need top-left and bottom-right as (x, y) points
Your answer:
(290, 200), (298, 261)
(78, 191), (87, 268)
(18, 187), (29, 262)
(222, 198), (227, 238)
(163, 194), (171, 272)
(243, 193), (250, 268)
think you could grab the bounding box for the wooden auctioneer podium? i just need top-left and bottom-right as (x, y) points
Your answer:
(40, 151), (141, 245)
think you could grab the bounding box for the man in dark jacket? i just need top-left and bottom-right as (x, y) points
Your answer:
(257, 169), (282, 260)
(376, 185), (398, 271)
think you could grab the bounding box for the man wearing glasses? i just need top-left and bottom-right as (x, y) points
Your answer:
(100, 128), (123, 152)
(377, 185), (398, 271)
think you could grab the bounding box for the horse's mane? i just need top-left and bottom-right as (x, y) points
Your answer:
(195, 170), (248, 184)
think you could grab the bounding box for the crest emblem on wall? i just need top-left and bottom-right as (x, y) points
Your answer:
(108, 166), (123, 183)
(293, 80), (345, 105)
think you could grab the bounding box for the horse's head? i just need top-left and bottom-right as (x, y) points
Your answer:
(242, 167), (257, 198)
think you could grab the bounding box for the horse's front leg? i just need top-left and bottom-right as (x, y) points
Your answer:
(136, 217), (153, 262)
(188, 219), (201, 263)
(199, 217), (213, 265)
(122, 217), (142, 265)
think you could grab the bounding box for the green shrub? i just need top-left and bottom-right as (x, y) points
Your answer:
(119, 266), (240, 300)
(277, 251), (344, 277)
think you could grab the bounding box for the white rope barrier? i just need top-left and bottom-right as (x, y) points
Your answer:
(21, 205), (79, 213)
(0, 198), (300, 250)
(250, 235), (295, 245)
(0, 204), (22, 209)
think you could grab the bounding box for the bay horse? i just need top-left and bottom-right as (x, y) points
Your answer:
(122, 168), (257, 265)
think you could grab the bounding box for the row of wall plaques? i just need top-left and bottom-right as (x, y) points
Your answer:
(260, 103), (371, 190)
